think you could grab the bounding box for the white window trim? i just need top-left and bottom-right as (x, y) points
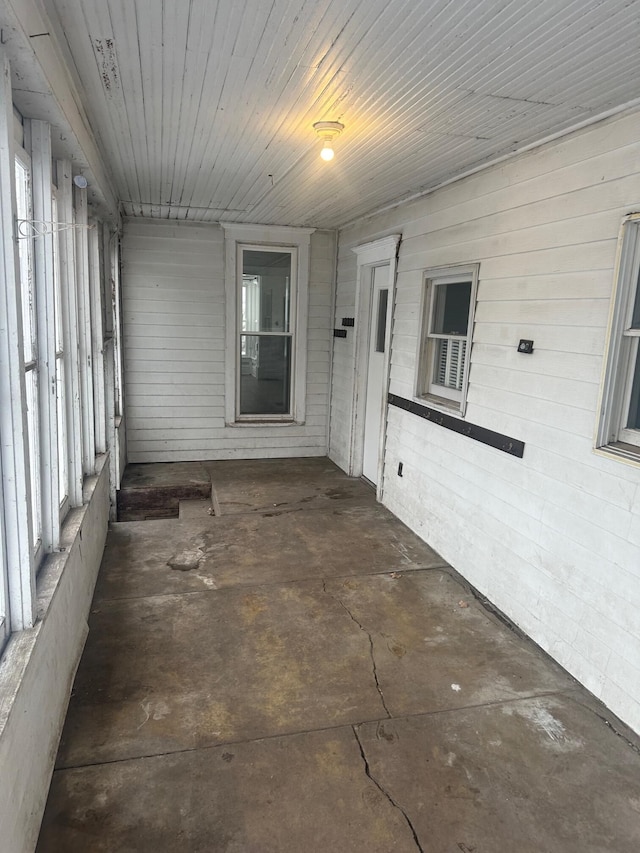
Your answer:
(416, 263), (479, 417)
(595, 212), (640, 463)
(222, 223), (314, 426)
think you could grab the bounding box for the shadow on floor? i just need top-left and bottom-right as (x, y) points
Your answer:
(37, 458), (640, 852)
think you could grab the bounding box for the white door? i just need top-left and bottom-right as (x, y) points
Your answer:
(362, 264), (391, 484)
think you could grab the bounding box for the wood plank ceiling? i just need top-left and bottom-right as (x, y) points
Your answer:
(40, 0), (640, 228)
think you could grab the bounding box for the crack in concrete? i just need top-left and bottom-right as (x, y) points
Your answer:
(322, 580), (391, 718)
(352, 725), (424, 853)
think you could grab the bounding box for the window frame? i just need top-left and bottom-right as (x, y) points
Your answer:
(596, 213), (640, 462)
(236, 244), (297, 420)
(15, 144), (43, 559)
(416, 263), (479, 416)
(222, 223), (314, 426)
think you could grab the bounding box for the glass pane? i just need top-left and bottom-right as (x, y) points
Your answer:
(241, 250), (291, 333)
(15, 159), (36, 363)
(626, 345), (640, 430)
(52, 195), (64, 352)
(57, 358), (68, 503)
(25, 369), (41, 545)
(433, 338), (467, 391)
(432, 281), (471, 336)
(239, 335), (291, 415)
(375, 289), (389, 353)
(631, 267), (640, 329)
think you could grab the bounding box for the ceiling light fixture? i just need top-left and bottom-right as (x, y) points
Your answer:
(313, 121), (344, 161)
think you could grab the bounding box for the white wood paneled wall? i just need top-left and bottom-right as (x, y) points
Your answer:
(122, 220), (334, 461)
(330, 108), (640, 733)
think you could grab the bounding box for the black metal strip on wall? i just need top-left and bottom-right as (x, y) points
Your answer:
(388, 393), (525, 458)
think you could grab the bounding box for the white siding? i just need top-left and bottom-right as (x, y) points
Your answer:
(330, 108), (640, 733)
(122, 219), (334, 461)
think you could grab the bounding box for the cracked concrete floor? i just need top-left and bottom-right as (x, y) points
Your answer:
(37, 459), (640, 852)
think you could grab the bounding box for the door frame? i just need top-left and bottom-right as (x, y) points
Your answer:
(348, 234), (401, 499)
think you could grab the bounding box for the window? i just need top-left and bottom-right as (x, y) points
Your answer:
(238, 248), (294, 416)
(222, 223), (313, 425)
(596, 214), (640, 459)
(417, 264), (479, 414)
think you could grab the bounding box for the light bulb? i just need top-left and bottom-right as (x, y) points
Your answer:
(320, 144), (334, 161)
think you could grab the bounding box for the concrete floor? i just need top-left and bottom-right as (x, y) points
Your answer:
(37, 459), (640, 852)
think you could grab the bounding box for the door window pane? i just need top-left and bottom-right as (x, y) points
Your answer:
(239, 335), (291, 415)
(375, 289), (389, 353)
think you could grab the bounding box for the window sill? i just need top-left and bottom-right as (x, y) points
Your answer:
(594, 441), (640, 468)
(415, 393), (464, 418)
(226, 419), (305, 428)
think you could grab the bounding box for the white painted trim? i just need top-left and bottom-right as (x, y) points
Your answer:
(56, 160), (83, 506)
(349, 234), (401, 497)
(0, 51), (35, 630)
(222, 223), (314, 426)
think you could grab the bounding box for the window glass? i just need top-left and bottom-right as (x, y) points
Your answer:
(631, 267), (640, 330)
(238, 246), (294, 418)
(434, 338), (467, 391)
(417, 267), (478, 412)
(431, 281), (471, 336)
(626, 348), (640, 430)
(52, 195), (68, 505)
(15, 159), (36, 365)
(15, 155), (41, 545)
(0, 473), (8, 648)
(239, 336), (291, 415)
(241, 250), (291, 333)
(375, 289), (389, 353)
